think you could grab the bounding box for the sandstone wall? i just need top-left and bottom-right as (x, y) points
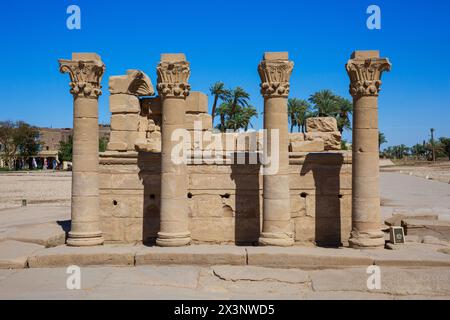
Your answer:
(99, 151), (351, 246)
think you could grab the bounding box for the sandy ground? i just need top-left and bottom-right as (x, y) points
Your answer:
(0, 171), (71, 210)
(381, 161), (450, 184)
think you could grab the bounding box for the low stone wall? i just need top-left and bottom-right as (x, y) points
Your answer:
(99, 151), (351, 246)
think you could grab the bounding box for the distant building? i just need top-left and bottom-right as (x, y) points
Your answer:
(39, 124), (110, 153)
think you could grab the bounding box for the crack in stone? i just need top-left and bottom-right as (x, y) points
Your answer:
(212, 269), (309, 285)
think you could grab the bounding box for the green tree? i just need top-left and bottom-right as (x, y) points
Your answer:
(0, 120), (41, 169)
(57, 135), (109, 162)
(209, 82), (231, 127)
(438, 137), (450, 160)
(335, 97), (353, 134)
(308, 90), (339, 117)
(379, 132), (387, 151)
(99, 136), (108, 152)
(230, 87), (250, 119)
(58, 135), (73, 162)
(288, 98), (311, 133)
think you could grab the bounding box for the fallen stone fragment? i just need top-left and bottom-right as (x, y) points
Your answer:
(7, 222), (66, 248)
(0, 240), (44, 269)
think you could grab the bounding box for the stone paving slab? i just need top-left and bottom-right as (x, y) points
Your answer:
(0, 240), (44, 269)
(27, 244), (138, 268)
(135, 245), (247, 266)
(212, 265), (309, 284)
(23, 243), (450, 269)
(246, 246), (374, 268)
(6, 222), (66, 248)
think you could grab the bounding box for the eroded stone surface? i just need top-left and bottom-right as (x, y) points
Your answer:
(0, 240), (44, 269)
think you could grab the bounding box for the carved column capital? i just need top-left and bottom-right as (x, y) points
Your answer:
(59, 53), (105, 99)
(156, 54), (191, 99)
(346, 53), (391, 98)
(258, 52), (294, 98)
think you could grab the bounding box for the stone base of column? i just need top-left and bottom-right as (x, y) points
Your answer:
(258, 232), (294, 247)
(156, 232), (191, 247)
(67, 231), (104, 247)
(348, 229), (385, 249)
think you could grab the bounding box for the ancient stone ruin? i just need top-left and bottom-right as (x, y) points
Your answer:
(58, 50), (391, 248)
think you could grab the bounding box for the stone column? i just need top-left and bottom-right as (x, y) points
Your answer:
(258, 52), (294, 247)
(156, 53), (191, 247)
(346, 50), (391, 248)
(59, 53), (105, 246)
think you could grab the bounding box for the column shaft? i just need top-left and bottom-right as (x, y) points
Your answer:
(59, 53), (105, 246)
(346, 50), (391, 249)
(258, 52), (294, 247)
(156, 53), (191, 247)
(157, 98), (190, 246)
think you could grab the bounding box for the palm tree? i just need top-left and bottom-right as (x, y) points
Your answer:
(378, 132), (387, 151)
(209, 82), (230, 127)
(288, 98), (311, 133)
(230, 87), (250, 116)
(308, 90), (339, 117)
(335, 97), (353, 134)
(215, 102), (231, 132)
(241, 105), (258, 131)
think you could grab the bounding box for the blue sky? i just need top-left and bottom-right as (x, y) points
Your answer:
(0, 0), (449, 147)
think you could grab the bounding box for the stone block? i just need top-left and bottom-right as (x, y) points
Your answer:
(351, 50), (380, 59)
(186, 91), (208, 114)
(72, 52), (101, 61)
(305, 131), (341, 150)
(306, 117), (338, 132)
(161, 53), (186, 62)
(246, 246), (373, 268)
(27, 245), (137, 268)
(264, 52), (288, 60)
(109, 94), (140, 114)
(185, 113), (212, 131)
(289, 140), (325, 152)
(110, 114), (140, 131)
(135, 245), (247, 266)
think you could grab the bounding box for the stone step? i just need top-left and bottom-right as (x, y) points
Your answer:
(23, 243), (450, 269)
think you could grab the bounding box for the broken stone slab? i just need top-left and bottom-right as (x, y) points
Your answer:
(135, 245), (246, 266)
(27, 244), (137, 268)
(212, 265), (309, 284)
(402, 219), (450, 242)
(7, 222), (66, 248)
(0, 240), (44, 269)
(306, 117), (338, 133)
(246, 246), (373, 268)
(109, 69), (155, 96)
(385, 212), (439, 227)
